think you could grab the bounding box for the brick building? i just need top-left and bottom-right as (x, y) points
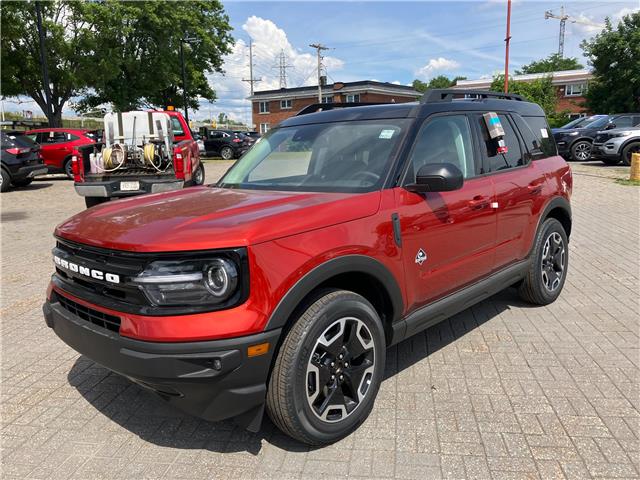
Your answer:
(249, 81), (419, 133)
(452, 69), (593, 118)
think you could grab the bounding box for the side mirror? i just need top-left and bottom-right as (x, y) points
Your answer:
(606, 123), (616, 130)
(405, 163), (464, 193)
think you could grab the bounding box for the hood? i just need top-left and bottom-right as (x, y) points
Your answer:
(552, 127), (587, 135)
(55, 187), (381, 252)
(598, 126), (640, 134)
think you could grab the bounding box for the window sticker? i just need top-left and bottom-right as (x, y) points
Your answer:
(379, 129), (395, 139)
(540, 128), (549, 138)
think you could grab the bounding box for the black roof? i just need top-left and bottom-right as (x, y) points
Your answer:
(281, 90), (546, 127)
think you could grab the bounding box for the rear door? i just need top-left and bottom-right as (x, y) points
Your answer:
(475, 113), (548, 269)
(394, 113), (497, 312)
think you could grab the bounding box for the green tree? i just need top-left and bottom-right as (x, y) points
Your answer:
(79, 0), (233, 113)
(412, 75), (467, 93)
(490, 74), (558, 116)
(581, 12), (640, 113)
(516, 53), (583, 75)
(1, 1), (97, 127)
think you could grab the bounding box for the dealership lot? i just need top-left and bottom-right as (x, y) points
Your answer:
(1, 161), (638, 479)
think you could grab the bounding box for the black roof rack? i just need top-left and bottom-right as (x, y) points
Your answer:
(295, 102), (389, 116)
(421, 89), (525, 103)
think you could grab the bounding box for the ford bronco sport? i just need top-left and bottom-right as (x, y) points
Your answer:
(44, 89), (572, 445)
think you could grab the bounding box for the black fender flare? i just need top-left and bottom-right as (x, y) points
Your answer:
(528, 196), (572, 256)
(620, 138), (640, 153)
(264, 254), (404, 332)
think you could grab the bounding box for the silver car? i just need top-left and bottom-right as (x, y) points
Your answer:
(592, 127), (640, 166)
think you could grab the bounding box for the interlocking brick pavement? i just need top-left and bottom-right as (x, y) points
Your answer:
(1, 161), (638, 479)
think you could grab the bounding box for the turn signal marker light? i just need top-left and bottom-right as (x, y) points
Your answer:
(247, 342), (270, 357)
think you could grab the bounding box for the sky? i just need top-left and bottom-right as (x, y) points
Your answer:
(3, 0), (639, 125)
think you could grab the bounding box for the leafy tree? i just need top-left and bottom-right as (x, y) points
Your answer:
(490, 74), (558, 116)
(516, 53), (583, 75)
(1, 1), (97, 127)
(412, 75), (467, 93)
(581, 12), (640, 113)
(79, 0), (233, 113)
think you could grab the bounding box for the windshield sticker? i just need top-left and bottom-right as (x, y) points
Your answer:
(540, 128), (549, 138)
(379, 129), (395, 139)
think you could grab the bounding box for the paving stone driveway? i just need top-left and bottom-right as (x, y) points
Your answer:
(1, 161), (638, 479)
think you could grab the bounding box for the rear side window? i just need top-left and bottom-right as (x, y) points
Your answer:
(522, 116), (556, 158)
(171, 117), (184, 136)
(614, 116), (634, 128)
(477, 114), (525, 172)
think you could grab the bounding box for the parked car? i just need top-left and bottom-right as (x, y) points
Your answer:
(44, 89), (572, 445)
(592, 127), (640, 166)
(25, 128), (96, 178)
(73, 110), (203, 208)
(552, 113), (640, 161)
(1, 131), (47, 192)
(200, 128), (250, 159)
(233, 130), (259, 145)
(242, 131), (261, 141)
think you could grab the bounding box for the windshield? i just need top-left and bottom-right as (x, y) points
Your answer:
(561, 115), (607, 129)
(219, 119), (409, 193)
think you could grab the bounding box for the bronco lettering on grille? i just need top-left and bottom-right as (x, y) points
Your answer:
(53, 255), (120, 284)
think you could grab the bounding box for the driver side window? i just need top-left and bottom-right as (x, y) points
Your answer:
(404, 115), (476, 183)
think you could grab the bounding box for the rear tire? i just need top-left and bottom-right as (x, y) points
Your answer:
(570, 140), (592, 161)
(519, 218), (568, 305)
(11, 178), (33, 187)
(0, 168), (10, 192)
(266, 289), (385, 445)
(220, 146), (234, 160)
(621, 142), (640, 167)
(192, 163), (205, 185)
(85, 197), (109, 208)
(64, 158), (73, 179)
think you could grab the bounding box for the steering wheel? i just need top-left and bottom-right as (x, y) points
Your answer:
(350, 171), (380, 184)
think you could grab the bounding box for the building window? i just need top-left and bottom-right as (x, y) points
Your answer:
(260, 123), (270, 134)
(280, 99), (292, 110)
(259, 101), (269, 113)
(345, 94), (360, 102)
(322, 96), (333, 104)
(565, 83), (586, 96)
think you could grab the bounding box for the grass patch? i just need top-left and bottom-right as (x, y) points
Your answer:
(615, 178), (640, 186)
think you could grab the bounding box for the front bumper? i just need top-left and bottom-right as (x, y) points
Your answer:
(592, 141), (622, 158)
(74, 178), (184, 198)
(43, 294), (280, 427)
(553, 138), (571, 156)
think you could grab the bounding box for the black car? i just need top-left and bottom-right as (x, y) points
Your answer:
(552, 113), (640, 161)
(1, 131), (48, 192)
(233, 130), (260, 144)
(199, 129), (251, 159)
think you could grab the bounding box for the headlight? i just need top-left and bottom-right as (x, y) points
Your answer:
(133, 258), (239, 306)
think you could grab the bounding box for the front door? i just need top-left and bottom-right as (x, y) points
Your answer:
(394, 113), (497, 313)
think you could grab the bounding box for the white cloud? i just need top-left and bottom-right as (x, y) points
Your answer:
(415, 57), (460, 80)
(614, 7), (639, 23)
(205, 16), (344, 125)
(570, 13), (605, 35)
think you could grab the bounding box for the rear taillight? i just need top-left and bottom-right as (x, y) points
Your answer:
(71, 155), (83, 182)
(174, 153), (185, 180)
(232, 138), (242, 143)
(6, 147), (29, 155)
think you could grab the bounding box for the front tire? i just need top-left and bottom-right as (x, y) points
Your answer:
(266, 290), (385, 445)
(220, 146), (234, 160)
(519, 218), (568, 305)
(621, 142), (640, 167)
(570, 140), (592, 161)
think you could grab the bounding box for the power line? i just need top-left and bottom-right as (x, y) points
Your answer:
(241, 39), (261, 95)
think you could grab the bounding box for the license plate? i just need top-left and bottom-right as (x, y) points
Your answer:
(120, 181), (140, 191)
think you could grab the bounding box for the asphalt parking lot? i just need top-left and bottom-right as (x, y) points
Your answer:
(1, 161), (639, 479)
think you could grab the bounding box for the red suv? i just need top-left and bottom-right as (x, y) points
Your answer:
(25, 128), (96, 178)
(44, 90), (572, 445)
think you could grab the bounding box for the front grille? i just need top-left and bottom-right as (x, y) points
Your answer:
(55, 292), (121, 333)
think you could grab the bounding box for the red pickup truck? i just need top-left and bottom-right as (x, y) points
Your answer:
(73, 110), (203, 208)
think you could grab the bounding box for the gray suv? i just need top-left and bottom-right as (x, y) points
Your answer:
(592, 126), (640, 166)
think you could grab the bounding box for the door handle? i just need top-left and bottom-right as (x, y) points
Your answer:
(468, 196), (489, 210)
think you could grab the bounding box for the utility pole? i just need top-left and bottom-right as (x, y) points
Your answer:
(504, 0), (512, 93)
(35, 1), (53, 125)
(242, 40), (261, 95)
(309, 43), (329, 103)
(545, 6), (604, 58)
(179, 35), (196, 125)
(273, 50), (292, 89)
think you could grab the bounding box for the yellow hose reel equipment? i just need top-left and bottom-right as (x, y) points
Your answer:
(102, 143), (125, 169)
